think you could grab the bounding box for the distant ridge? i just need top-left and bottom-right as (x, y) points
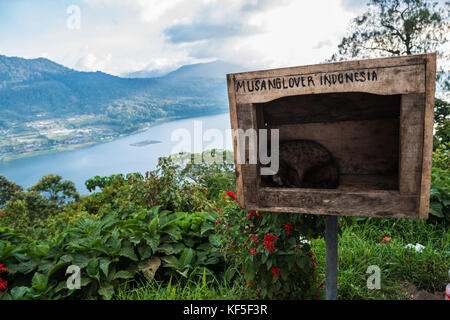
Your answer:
(164, 60), (245, 79)
(0, 54), (233, 124)
(124, 60), (245, 79)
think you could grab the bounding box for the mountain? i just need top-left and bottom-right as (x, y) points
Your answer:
(163, 60), (245, 79)
(124, 60), (245, 79)
(123, 68), (171, 79)
(0, 55), (244, 126)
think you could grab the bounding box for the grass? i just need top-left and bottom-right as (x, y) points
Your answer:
(311, 217), (449, 300)
(115, 218), (449, 300)
(115, 268), (254, 300)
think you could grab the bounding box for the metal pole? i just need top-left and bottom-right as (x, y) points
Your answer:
(325, 215), (338, 300)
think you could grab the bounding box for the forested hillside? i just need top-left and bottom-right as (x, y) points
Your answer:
(0, 55), (239, 160)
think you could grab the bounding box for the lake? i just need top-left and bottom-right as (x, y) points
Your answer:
(0, 113), (232, 194)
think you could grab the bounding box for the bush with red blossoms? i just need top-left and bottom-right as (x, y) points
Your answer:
(215, 191), (325, 299)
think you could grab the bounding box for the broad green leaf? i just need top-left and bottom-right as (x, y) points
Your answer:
(179, 248), (196, 267)
(32, 272), (48, 292)
(10, 286), (29, 299)
(113, 270), (134, 280)
(99, 259), (111, 277)
(98, 283), (114, 300)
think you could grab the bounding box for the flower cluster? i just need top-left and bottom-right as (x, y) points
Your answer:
(246, 210), (261, 219)
(224, 190), (237, 201)
(283, 222), (294, 236)
(217, 190), (322, 299)
(264, 234), (279, 254)
(249, 234), (259, 244)
(271, 267), (281, 278)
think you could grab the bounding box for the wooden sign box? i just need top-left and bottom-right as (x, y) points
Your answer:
(226, 54), (436, 219)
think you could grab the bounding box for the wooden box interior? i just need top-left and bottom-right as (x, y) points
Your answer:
(256, 92), (401, 191)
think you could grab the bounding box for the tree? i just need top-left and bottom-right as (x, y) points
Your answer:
(29, 174), (80, 207)
(0, 175), (23, 207)
(332, 0), (450, 147)
(331, 0), (449, 61)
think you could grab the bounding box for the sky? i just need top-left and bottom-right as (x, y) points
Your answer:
(0, 0), (441, 76)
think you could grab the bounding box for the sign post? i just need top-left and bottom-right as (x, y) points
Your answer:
(325, 216), (338, 300)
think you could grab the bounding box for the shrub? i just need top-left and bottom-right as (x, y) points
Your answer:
(0, 206), (223, 300)
(430, 144), (450, 221)
(215, 191), (324, 299)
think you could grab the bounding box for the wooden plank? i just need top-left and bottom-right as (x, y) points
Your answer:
(227, 74), (245, 208)
(256, 188), (419, 219)
(234, 64), (425, 104)
(262, 92), (400, 125)
(231, 54), (428, 79)
(399, 94), (425, 195)
(234, 103), (260, 207)
(418, 53), (437, 219)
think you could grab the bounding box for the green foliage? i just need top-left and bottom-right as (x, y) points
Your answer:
(0, 205), (222, 300)
(215, 193), (324, 299)
(0, 174), (81, 238)
(311, 217), (449, 299)
(331, 0), (449, 60)
(116, 267), (254, 300)
(29, 174), (80, 206)
(429, 145), (450, 221)
(434, 98), (450, 149)
(0, 175), (23, 207)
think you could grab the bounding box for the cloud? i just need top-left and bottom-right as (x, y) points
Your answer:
(313, 40), (333, 50)
(340, 0), (368, 12)
(163, 0), (291, 43)
(164, 22), (260, 43)
(1, 0), (362, 75)
(75, 53), (113, 72)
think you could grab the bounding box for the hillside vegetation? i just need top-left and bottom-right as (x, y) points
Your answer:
(0, 56), (235, 160)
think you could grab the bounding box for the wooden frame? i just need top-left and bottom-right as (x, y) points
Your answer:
(226, 54), (436, 219)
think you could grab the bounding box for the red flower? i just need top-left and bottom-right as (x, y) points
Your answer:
(308, 251), (318, 266)
(249, 247), (259, 256)
(271, 267), (280, 278)
(249, 234), (259, 244)
(217, 208), (223, 214)
(381, 236), (391, 243)
(215, 219), (222, 224)
(225, 225), (231, 230)
(0, 278), (7, 292)
(275, 211), (279, 215)
(0, 213), (3, 216)
(246, 280), (251, 287)
(264, 234), (278, 254)
(224, 191), (237, 200)
(318, 283), (324, 289)
(246, 211), (261, 219)
(0, 264), (7, 272)
(283, 222), (294, 236)
(316, 294), (321, 300)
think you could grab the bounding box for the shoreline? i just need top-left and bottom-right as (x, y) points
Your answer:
(0, 110), (229, 163)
